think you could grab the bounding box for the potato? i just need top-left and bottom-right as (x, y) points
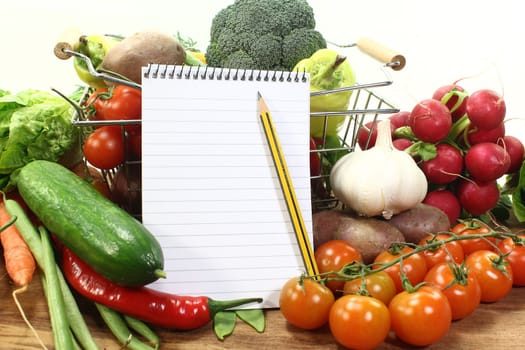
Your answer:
(313, 209), (405, 264)
(312, 209), (346, 249)
(387, 203), (451, 244)
(101, 30), (186, 84)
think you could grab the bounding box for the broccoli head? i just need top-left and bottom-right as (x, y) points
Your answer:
(206, 0), (327, 71)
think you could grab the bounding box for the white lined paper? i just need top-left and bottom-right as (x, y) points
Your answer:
(141, 65), (312, 308)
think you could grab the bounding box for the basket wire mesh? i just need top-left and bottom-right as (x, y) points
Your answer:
(60, 48), (400, 217)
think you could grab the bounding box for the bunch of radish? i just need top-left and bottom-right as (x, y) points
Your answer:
(357, 82), (524, 224)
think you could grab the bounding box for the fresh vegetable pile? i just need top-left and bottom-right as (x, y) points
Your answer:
(277, 76), (525, 349)
(1, 0), (524, 347)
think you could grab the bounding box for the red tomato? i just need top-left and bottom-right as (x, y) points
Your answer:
(418, 233), (464, 269)
(314, 240), (363, 293)
(343, 270), (397, 306)
(85, 87), (109, 121)
(279, 277), (334, 330)
(451, 220), (496, 255)
(85, 85), (141, 133)
(83, 126), (125, 170)
(100, 85), (142, 122)
(464, 250), (513, 302)
(424, 262), (481, 320)
(389, 285), (452, 346)
(497, 234), (525, 286)
(329, 294), (390, 350)
(373, 246), (428, 293)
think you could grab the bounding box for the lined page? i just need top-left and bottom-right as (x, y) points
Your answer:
(141, 65), (312, 308)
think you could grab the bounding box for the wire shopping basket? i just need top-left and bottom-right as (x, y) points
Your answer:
(54, 34), (404, 217)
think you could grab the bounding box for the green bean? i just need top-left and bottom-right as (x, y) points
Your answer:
(40, 226), (75, 350)
(4, 197), (100, 350)
(123, 315), (160, 350)
(95, 303), (159, 350)
(57, 270), (101, 350)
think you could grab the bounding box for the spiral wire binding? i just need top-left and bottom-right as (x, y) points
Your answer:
(143, 64), (309, 83)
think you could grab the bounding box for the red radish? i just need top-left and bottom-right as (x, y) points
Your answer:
(423, 189), (461, 225)
(432, 83), (469, 121)
(465, 142), (510, 182)
(389, 111), (410, 130)
(456, 179), (499, 216)
(393, 138), (413, 151)
(421, 143), (464, 184)
(310, 137), (321, 176)
(357, 120), (395, 150)
(497, 135), (525, 173)
(409, 99), (452, 143)
(466, 122), (505, 145)
(465, 89), (506, 130)
(357, 120), (379, 150)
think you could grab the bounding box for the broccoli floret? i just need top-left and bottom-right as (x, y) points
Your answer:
(206, 0), (326, 71)
(282, 28), (327, 72)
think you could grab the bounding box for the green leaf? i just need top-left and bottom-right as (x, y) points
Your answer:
(512, 160), (525, 222)
(213, 311), (237, 341)
(235, 309), (266, 333)
(416, 142), (437, 162)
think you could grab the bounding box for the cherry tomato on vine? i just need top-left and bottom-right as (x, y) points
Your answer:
(389, 285), (452, 347)
(497, 234), (525, 286)
(464, 250), (513, 302)
(314, 240), (363, 293)
(424, 262), (481, 320)
(373, 246), (428, 293)
(83, 126), (125, 169)
(329, 294), (390, 350)
(418, 233), (464, 269)
(451, 220), (496, 255)
(279, 277), (335, 330)
(343, 270), (397, 306)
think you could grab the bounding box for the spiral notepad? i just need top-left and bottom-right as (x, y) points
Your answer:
(141, 64), (312, 308)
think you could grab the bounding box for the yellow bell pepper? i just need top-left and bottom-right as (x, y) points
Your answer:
(293, 49), (356, 138)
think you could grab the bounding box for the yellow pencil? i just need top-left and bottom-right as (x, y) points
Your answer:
(257, 92), (319, 277)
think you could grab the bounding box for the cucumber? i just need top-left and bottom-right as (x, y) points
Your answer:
(15, 160), (164, 286)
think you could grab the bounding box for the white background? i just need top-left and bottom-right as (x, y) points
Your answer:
(2, 0), (523, 138)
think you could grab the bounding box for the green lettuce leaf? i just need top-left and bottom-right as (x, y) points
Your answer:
(0, 89), (78, 181)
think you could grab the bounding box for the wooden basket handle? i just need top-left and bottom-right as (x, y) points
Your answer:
(356, 37), (406, 71)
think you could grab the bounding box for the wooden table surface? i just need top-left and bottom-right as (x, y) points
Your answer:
(1, 262), (525, 350)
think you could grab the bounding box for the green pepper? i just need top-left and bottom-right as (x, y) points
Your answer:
(73, 34), (121, 89)
(293, 49), (356, 138)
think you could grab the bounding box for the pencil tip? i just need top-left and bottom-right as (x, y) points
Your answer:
(257, 91), (262, 99)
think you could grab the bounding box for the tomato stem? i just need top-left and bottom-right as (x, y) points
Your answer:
(305, 219), (517, 286)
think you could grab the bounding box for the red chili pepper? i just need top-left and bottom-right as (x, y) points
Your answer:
(60, 246), (262, 330)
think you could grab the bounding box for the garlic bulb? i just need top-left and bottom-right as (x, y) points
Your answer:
(330, 119), (428, 219)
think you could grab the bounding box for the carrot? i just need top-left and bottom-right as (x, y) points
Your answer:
(0, 200), (36, 287)
(0, 198), (47, 349)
